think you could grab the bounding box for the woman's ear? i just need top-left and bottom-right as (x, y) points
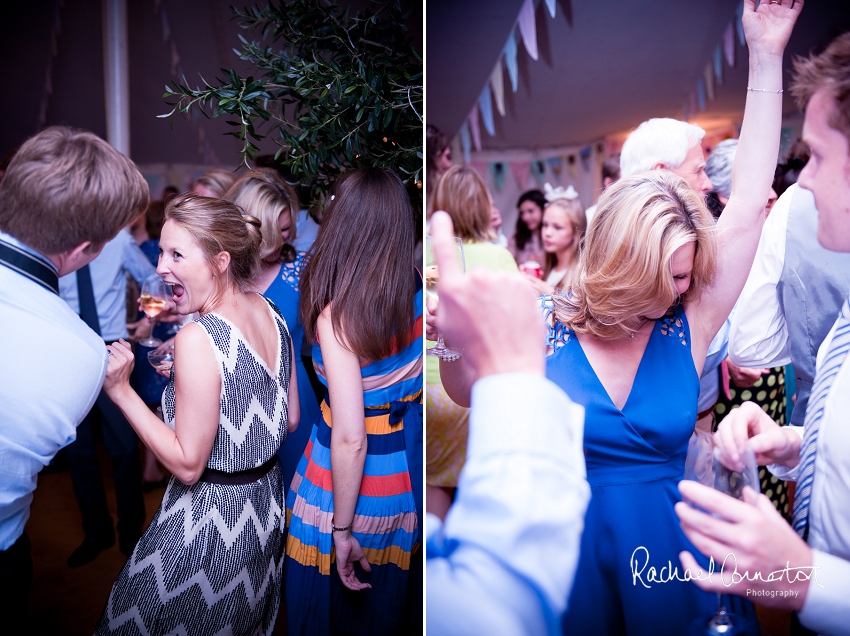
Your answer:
(214, 251), (231, 276)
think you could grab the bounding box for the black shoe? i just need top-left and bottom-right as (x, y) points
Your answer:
(119, 533), (140, 557)
(67, 534), (115, 568)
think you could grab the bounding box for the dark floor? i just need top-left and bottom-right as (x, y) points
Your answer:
(23, 447), (288, 635)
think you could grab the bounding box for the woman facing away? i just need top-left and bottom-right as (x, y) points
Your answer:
(224, 168), (321, 492)
(96, 193), (299, 635)
(434, 2), (801, 633)
(524, 185), (587, 296)
(425, 165), (518, 520)
(508, 188), (547, 267)
(284, 168), (423, 635)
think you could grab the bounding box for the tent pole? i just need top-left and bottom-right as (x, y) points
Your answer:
(102, 0), (129, 155)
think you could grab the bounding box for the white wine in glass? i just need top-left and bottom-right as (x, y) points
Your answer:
(139, 275), (169, 347)
(425, 236), (465, 361)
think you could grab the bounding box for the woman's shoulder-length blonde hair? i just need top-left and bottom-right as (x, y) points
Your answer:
(552, 170), (717, 339)
(431, 164), (495, 242)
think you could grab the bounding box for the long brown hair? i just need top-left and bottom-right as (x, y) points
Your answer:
(300, 168), (416, 361)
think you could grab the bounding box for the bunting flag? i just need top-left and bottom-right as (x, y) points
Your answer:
(489, 162), (507, 191)
(470, 161), (489, 180)
(544, 0), (557, 19)
(703, 63), (714, 101)
(696, 76), (706, 111)
(517, 0), (539, 61)
(478, 85), (495, 136)
(531, 159), (546, 186)
(547, 156), (564, 180)
(511, 161), (530, 190)
(689, 90), (698, 117)
(714, 45), (723, 85)
(505, 32), (519, 92)
(469, 103), (482, 151)
(724, 23), (735, 67)
(490, 62), (506, 116)
(579, 146), (592, 173)
(735, 1), (745, 46)
(459, 121), (472, 164)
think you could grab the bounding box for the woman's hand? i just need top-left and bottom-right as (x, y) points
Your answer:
(333, 531), (372, 591)
(103, 339), (135, 399)
(742, 0), (803, 60)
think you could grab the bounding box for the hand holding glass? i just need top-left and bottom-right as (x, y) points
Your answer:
(147, 343), (174, 376)
(138, 275), (169, 347)
(684, 434), (760, 636)
(425, 236), (465, 361)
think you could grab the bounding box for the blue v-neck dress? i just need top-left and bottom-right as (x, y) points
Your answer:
(543, 298), (756, 635)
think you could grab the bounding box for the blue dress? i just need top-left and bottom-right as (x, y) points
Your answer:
(543, 299), (757, 635)
(263, 253), (321, 492)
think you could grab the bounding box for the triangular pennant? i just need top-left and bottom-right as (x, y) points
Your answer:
(489, 162), (507, 191)
(689, 90), (698, 117)
(724, 23), (735, 67)
(478, 85), (495, 136)
(505, 32), (519, 92)
(470, 161), (489, 181)
(517, 0), (539, 61)
(547, 156), (564, 180)
(714, 45), (723, 85)
(545, 0), (557, 18)
(531, 159), (546, 186)
(696, 77), (706, 111)
(703, 64), (714, 101)
(579, 146), (592, 173)
(511, 161), (531, 190)
(735, 1), (745, 47)
(490, 62), (506, 116)
(459, 122), (472, 164)
(469, 104), (482, 151)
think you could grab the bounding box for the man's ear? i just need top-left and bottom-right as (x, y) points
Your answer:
(651, 162), (667, 171)
(55, 241), (102, 276)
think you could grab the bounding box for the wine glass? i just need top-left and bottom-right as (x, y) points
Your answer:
(147, 343), (174, 375)
(425, 236), (465, 361)
(684, 433), (760, 636)
(138, 275), (169, 347)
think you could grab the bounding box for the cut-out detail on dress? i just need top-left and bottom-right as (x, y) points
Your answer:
(659, 310), (688, 346)
(540, 295), (571, 355)
(280, 252), (307, 291)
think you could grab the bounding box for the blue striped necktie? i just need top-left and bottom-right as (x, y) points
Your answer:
(792, 296), (850, 539)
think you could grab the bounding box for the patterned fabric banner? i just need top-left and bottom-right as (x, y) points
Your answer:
(703, 63), (714, 101)
(511, 161), (530, 190)
(505, 32), (519, 92)
(545, 0), (557, 19)
(469, 103), (482, 151)
(714, 45), (723, 85)
(517, 0), (539, 61)
(531, 159), (546, 186)
(735, 1), (745, 46)
(470, 161), (489, 180)
(547, 156), (564, 180)
(579, 146), (592, 173)
(696, 76), (706, 111)
(459, 121), (472, 164)
(724, 23), (735, 67)
(489, 162), (507, 191)
(479, 85), (495, 136)
(490, 62), (506, 116)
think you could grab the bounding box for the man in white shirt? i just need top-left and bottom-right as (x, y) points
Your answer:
(425, 211), (590, 635)
(0, 127), (148, 628)
(675, 32), (850, 635)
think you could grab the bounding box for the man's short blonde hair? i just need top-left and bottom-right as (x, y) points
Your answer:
(0, 126), (148, 255)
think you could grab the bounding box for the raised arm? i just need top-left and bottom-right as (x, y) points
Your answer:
(691, 0), (802, 345)
(102, 322), (221, 484)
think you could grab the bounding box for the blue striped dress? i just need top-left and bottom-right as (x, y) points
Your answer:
(283, 273), (423, 635)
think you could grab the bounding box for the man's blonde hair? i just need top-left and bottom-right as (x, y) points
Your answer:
(552, 170), (717, 338)
(0, 126), (148, 254)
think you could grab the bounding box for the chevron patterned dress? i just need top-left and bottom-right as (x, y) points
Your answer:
(95, 297), (292, 636)
(283, 274), (423, 635)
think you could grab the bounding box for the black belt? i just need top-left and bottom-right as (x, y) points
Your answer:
(0, 240), (59, 294)
(198, 455), (278, 485)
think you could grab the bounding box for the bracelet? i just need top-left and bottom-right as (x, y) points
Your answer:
(747, 87), (783, 93)
(332, 517), (353, 533)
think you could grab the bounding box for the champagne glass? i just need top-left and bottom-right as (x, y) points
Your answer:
(138, 275), (169, 347)
(684, 434), (760, 636)
(425, 236), (465, 361)
(147, 342), (174, 375)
